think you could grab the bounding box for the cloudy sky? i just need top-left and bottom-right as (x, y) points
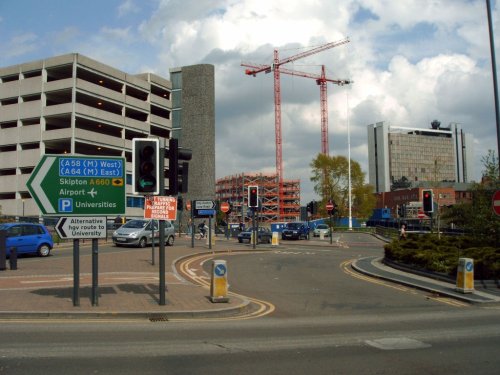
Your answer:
(1, 0), (498, 203)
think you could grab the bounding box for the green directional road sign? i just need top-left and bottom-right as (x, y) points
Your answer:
(27, 155), (126, 216)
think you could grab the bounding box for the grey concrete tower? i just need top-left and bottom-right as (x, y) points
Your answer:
(169, 64), (215, 208)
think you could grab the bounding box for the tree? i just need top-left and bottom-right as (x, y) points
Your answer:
(441, 150), (500, 244)
(310, 154), (376, 219)
(481, 149), (499, 181)
(391, 176), (411, 191)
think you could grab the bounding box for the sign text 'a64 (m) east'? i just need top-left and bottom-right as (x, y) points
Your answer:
(27, 155), (126, 215)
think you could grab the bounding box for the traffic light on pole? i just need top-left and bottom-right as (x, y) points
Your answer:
(167, 138), (192, 196)
(422, 190), (434, 213)
(132, 138), (159, 194)
(248, 185), (258, 208)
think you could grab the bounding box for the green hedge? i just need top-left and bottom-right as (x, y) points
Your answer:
(384, 234), (500, 280)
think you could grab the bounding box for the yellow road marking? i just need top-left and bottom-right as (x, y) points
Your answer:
(341, 259), (468, 308)
(176, 252), (275, 320)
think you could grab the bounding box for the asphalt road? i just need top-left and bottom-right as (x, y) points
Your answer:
(1, 232), (500, 374)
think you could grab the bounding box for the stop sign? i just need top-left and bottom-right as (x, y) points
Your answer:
(493, 190), (500, 216)
(220, 202), (230, 213)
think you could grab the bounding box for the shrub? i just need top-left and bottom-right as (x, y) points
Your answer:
(385, 235), (499, 280)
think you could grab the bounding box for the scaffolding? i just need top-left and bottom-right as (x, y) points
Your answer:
(216, 172), (301, 224)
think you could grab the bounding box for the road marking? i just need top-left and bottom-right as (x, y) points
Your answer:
(176, 252), (275, 320)
(341, 259), (469, 308)
(365, 337), (431, 350)
(20, 277), (73, 284)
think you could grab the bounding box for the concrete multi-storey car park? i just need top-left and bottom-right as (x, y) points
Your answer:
(0, 54), (215, 220)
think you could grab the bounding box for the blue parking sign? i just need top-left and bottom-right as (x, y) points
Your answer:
(59, 198), (73, 212)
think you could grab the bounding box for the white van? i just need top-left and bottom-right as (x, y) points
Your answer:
(112, 219), (175, 247)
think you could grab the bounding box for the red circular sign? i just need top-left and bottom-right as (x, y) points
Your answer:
(326, 203), (334, 210)
(493, 190), (500, 216)
(220, 202), (230, 213)
(186, 200), (191, 210)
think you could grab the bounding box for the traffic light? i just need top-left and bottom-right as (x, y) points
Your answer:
(422, 189), (434, 213)
(167, 138), (192, 196)
(312, 201), (318, 214)
(306, 201), (312, 213)
(132, 138), (159, 194)
(248, 185), (258, 208)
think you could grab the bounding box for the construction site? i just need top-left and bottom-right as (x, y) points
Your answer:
(216, 173), (300, 224)
(219, 38), (350, 224)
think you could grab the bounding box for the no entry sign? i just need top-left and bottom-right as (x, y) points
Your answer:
(220, 202), (230, 213)
(493, 190), (500, 216)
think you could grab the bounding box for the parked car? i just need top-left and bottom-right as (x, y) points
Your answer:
(313, 224), (331, 237)
(238, 227), (273, 244)
(0, 222), (53, 257)
(281, 222), (310, 240)
(112, 219), (175, 247)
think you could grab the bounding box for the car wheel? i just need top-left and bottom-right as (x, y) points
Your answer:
(138, 237), (147, 248)
(238, 239), (242, 243)
(37, 244), (51, 257)
(166, 235), (175, 246)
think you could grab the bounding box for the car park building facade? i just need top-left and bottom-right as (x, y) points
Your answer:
(0, 54), (215, 220)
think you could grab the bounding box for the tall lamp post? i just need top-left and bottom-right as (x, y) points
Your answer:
(347, 92), (353, 230)
(486, 0), (500, 174)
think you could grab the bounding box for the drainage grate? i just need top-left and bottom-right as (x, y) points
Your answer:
(149, 315), (170, 322)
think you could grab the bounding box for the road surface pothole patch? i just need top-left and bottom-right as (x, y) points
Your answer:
(365, 337), (431, 350)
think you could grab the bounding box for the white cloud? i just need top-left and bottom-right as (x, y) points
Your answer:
(3, 33), (39, 59)
(118, 0), (140, 17)
(0, 0), (497, 204)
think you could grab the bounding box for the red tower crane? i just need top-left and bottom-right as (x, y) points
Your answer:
(241, 38), (349, 220)
(278, 65), (350, 155)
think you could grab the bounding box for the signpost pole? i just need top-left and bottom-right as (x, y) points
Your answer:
(208, 216), (212, 250)
(159, 139), (166, 306)
(92, 238), (98, 306)
(151, 199), (155, 266)
(252, 209), (256, 250)
(73, 239), (80, 307)
(191, 204), (195, 248)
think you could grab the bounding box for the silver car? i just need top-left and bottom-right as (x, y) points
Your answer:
(112, 219), (175, 247)
(313, 224), (331, 237)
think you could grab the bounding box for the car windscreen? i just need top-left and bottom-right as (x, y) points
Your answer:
(122, 220), (147, 229)
(286, 223), (302, 229)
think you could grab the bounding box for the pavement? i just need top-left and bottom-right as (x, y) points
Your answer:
(0, 235), (498, 320)
(0, 236), (255, 320)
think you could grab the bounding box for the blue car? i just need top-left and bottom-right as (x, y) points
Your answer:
(0, 222), (54, 257)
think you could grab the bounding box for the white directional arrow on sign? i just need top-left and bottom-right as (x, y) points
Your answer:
(30, 156), (57, 213)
